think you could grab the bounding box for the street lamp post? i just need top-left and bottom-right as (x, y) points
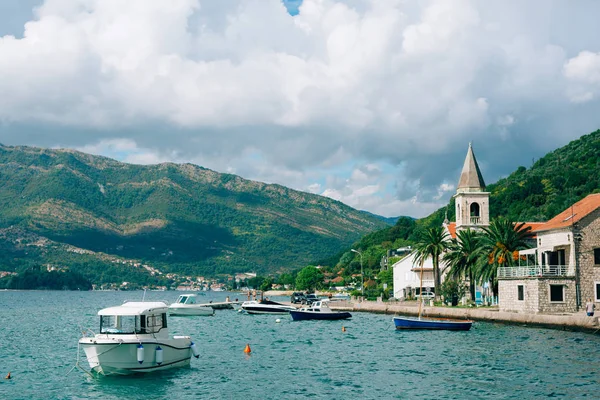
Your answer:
(351, 249), (364, 297)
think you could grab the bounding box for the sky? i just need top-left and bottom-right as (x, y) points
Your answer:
(1, 0), (600, 219)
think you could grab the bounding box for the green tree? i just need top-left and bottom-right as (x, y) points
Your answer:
(413, 226), (449, 301)
(478, 217), (533, 296)
(259, 277), (273, 292)
(248, 276), (266, 289)
(295, 266), (324, 293)
(440, 277), (467, 306)
(443, 229), (485, 301)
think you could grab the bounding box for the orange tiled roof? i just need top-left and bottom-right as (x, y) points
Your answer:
(534, 193), (600, 232)
(519, 222), (546, 237)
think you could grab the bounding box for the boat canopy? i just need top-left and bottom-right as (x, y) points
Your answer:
(98, 301), (168, 316)
(176, 295), (197, 304)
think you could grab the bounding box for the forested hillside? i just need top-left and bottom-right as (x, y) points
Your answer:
(487, 129), (600, 222)
(0, 144), (388, 281)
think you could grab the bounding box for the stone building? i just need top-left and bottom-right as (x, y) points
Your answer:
(498, 193), (600, 313)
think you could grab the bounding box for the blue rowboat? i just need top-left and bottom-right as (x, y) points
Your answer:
(393, 316), (472, 331)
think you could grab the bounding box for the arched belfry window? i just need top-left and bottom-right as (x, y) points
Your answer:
(470, 202), (480, 224)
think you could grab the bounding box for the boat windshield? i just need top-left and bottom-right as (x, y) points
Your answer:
(177, 295), (195, 304)
(100, 313), (167, 334)
(100, 315), (141, 334)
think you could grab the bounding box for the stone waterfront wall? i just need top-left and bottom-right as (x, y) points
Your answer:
(577, 208), (600, 304)
(499, 279), (538, 313)
(536, 278), (577, 313)
(331, 300), (599, 331)
(499, 278), (577, 314)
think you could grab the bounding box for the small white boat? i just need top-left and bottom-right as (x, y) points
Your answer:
(78, 301), (199, 375)
(240, 299), (296, 314)
(169, 294), (215, 316)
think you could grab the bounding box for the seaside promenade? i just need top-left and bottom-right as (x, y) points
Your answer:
(263, 290), (599, 332)
(328, 299), (600, 333)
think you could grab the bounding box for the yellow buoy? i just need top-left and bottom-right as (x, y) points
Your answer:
(244, 343), (251, 354)
(5, 372), (11, 379)
(342, 326), (346, 332)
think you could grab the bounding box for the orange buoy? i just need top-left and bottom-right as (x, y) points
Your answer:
(5, 372), (11, 379)
(244, 344), (251, 354)
(342, 326), (346, 332)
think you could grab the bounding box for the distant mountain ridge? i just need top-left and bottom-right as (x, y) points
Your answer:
(359, 211), (405, 226)
(0, 144), (389, 280)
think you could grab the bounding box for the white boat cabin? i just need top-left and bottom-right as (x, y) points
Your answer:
(175, 294), (198, 305)
(98, 301), (169, 337)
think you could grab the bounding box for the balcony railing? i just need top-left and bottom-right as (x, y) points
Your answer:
(470, 216), (480, 224)
(498, 265), (573, 279)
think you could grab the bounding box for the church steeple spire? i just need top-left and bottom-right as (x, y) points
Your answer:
(457, 142), (486, 193)
(454, 143), (489, 231)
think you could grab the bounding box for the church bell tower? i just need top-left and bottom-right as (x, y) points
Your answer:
(454, 143), (489, 231)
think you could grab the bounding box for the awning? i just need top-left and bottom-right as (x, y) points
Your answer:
(519, 248), (537, 255)
(538, 245), (569, 252)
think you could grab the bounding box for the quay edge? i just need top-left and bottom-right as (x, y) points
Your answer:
(329, 301), (600, 333)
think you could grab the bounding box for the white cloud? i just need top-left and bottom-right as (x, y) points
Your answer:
(2, 0), (600, 218)
(564, 50), (600, 103)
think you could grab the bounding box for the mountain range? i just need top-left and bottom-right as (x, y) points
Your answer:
(0, 144), (389, 281)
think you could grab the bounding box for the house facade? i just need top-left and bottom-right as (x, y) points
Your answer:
(498, 193), (600, 314)
(391, 252), (435, 299)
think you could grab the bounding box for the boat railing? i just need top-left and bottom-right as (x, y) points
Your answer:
(497, 265), (573, 278)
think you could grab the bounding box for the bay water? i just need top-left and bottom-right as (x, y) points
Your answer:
(1, 290), (598, 399)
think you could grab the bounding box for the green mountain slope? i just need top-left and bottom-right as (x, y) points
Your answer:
(0, 144), (389, 278)
(487, 129), (600, 222)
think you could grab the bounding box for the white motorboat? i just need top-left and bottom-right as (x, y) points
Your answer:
(240, 299), (297, 314)
(169, 294), (215, 316)
(78, 301), (200, 375)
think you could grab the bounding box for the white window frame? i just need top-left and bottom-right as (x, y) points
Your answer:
(595, 282), (600, 302)
(549, 284), (565, 303)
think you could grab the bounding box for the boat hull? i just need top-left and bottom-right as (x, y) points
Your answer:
(79, 336), (195, 376)
(169, 305), (214, 316)
(242, 306), (294, 315)
(289, 310), (352, 321)
(393, 316), (472, 331)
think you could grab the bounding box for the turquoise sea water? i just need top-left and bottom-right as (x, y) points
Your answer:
(1, 290), (599, 399)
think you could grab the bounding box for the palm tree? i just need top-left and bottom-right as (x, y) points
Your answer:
(443, 229), (485, 301)
(478, 217), (533, 296)
(413, 226), (449, 301)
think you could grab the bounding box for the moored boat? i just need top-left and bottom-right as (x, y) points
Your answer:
(169, 294), (215, 316)
(393, 316), (472, 330)
(289, 300), (352, 321)
(240, 299), (296, 314)
(79, 301), (199, 375)
(393, 250), (473, 331)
